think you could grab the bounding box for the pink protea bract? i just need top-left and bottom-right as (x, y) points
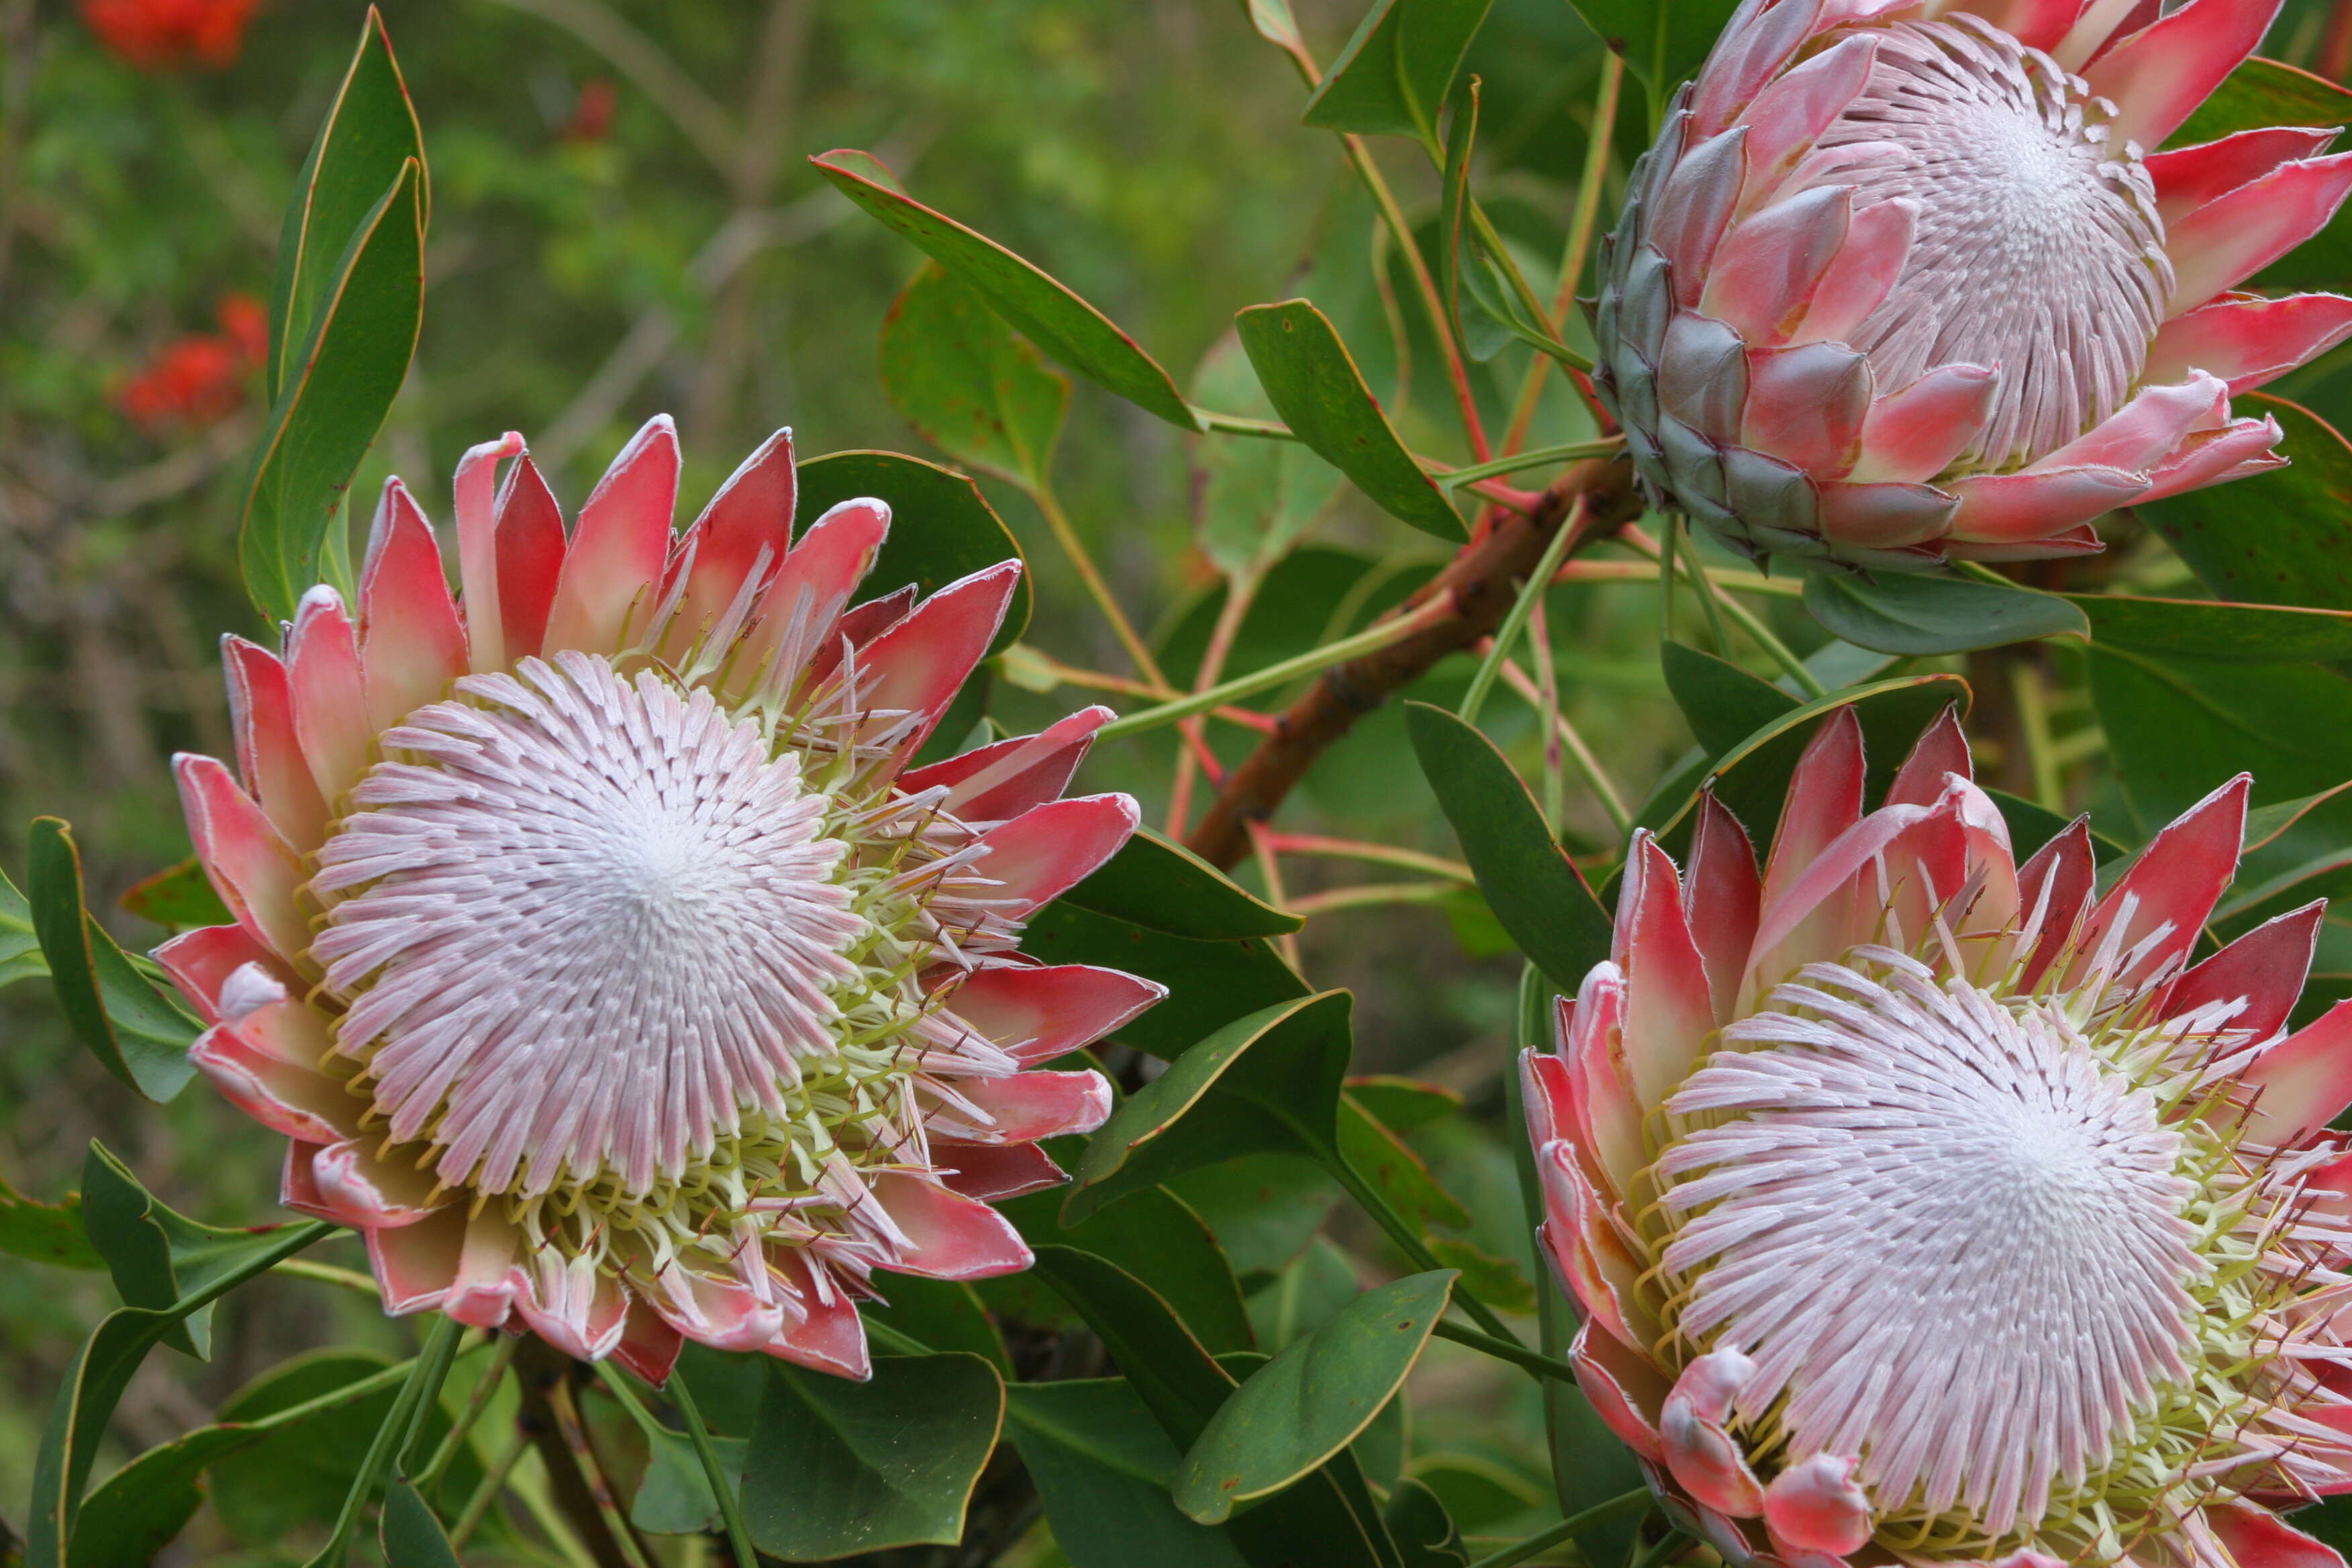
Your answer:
(1591, 0), (2352, 569)
(165, 418), (1161, 1383)
(1524, 708), (2352, 1568)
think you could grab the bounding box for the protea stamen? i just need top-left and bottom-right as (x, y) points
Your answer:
(1528, 710), (2352, 1568)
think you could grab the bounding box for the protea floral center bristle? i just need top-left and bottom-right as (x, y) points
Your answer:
(1810, 16), (2169, 469)
(298, 650), (1019, 1281)
(1643, 946), (2320, 1563)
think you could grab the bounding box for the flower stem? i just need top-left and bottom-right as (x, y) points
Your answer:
(1466, 1489), (1655, 1568)
(269, 1257), (383, 1296)
(1626, 526), (1826, 699)
(1347, 134), (1490, 459)
(450, 1430), (530, 1549)
(1028, 476), (1168, 691)
(1260, 832), (1473, 882)
(1191, 405), (1296, 440)
(1429, 1318), (1581, 1382)
(419, 1332), (522, 1498)
(668, 1369), (758, 1568)
(1461, 495), (1585, 724)
(1438, 438), (1624, 488)
(1328, 1157), (1514, 1342)
(301, 1313), (464, 1568)
(548, 1375), (654, 1568)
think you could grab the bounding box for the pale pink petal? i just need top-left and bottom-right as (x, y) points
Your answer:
(153, 923), (287, 1024)
(191, 1015), (355, 1146)
(2085, 0), (2285, 150)
(1537, 1141), (1653, 1349)
(933, 1139), (1067, 1202)
(942, 963), (1165, 1065)
(280, 1140), (333, 1224)
(871, 1172), (1033, 1279)
(2016, 818), (2098, 989)
(1849, 365), (1998, 484)
(1887, 704), (1971, 806)
(1662, 1350), (1767, 1516)
(1738, 34), (1876, 184)
(974, 793), (1141, 917)
(358, 478), (469, 732)
(2241, 997), (2352, 1146)
(440, 1212), (531, 1330)
(495, 456), (567, 663)
(728, 499), (893, 699)
(766, 1250), (872, 1381)
(1749, 801), (1938, 997)
(2163, 899), (2323, 1044)
(1945, 467), (2145, 542)
(650, 1268), (787, 1353)
(2148, 128), (2342, 225)
(307, 1135), (449, 1228)
(854, 561), (1021, 748)
(1975, 0), (2098, 50)
(366, 1206), (466, 1315)
(2137, 413), (2288, 504)
(1761, 708), (1865, 922)
(1614, 832), (1719, 1110)
(1741, 342), (1871, 475)
(1939, 524), (2108, 562)
(1692, 0), (1825, 139)
(934, 1069), (1112, 1143)
(1522, 1040), (1575, 1150)
(1815, 479), (1958, 548)
(2205, 1502), (2347, 1568)
(1701, 186), (1851, 344)
(1572, 1318), (1669, 1463)
(899, 706), (1114, 822)
(667, 428), (797, 658)
(518, 1252), (630, 1361)
(2146, 293), (2352, 394)
(222, 636), (331, 852)
(616, 1302), (686, 1386)
(2067, 773), (2249, 1000)
(1650, 128), (1752, 291)
(2028, 372), (2227, 475)
(1555, 970), (1646, 1197)
(2167, 154), (2352, 316)
(1685, 792), (1761, 1024)
(1789, 197), (1916, 348)
(174, 753), (311, 963)
(542, 414), (680, 656)
(284, 586), (373, 808)
(1763, 1453), (1872, 1555)
(452, 431), (527, 672)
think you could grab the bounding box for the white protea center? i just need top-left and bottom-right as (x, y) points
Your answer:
(1643, 944), (2309, 1560)
(299, 649), (1018, 1277)
(1814, 17), (2169, 469)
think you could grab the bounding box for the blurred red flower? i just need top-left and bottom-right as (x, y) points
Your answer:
(81, 0), (261, 72)
(563, 78), (618, 143)
(119, 293), (268, 434)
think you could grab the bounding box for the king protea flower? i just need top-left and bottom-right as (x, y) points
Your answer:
(163, 418), (1159, 1382)
(1592, 0), (2352, 569)
(1525, 709), (2352, 1568)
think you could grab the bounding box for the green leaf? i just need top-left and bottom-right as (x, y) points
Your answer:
(1004, 1380), (1251, 1568)
(1189, 332), (1344, 581)
(1336, 1093), (1469, 1232)
(2140, 396), (2352, 611)
(241, 158), (426, 620)
(2170, 58), (2352, 290)
(379, 1477), (460, 1568)
(1020, 901), (1312, 1059)
(79, 1143), (300, 1361)
(0, 861), (49, 991)
(1985, 789), (2124, 865)
(1802, 569), (2088, 655)
(0, 1173), (101, 1271)
(881, 260), (1071, 491)
(1027, 1247), (1397, 1568)
(742, 1353), (1004, 1559)
(28, 820), (199, 1103)
(1247, 1238), (1363, 1353)
(1346, 1076), (1460, 1132)
(2075, 593), (2352, 662)
(1561, 0), (1740, 91)
(1067, 993), (1352, 1224)
(1404, 702), (1612, 993)
(116, 858), (233, 932)
(812, 150), (1197, 428)
(265, 8), (425, 405)
(796, 450), (1032, 654)
(1302, 0), (1496, 144)
(1385, 1478), (1471, 1568)
(861, 1275), (1010, 1374)
(1167, 1155), (1342, 1279)
(68, 1424), (258, 1568)
(1175, 1271), (1455, 1523)
(1238, 0), (1310, 54)
(630, 1425), (747, 1536)
(1660, 641), (1800, 757)
(1235, 301), (1465, 541)
(995, 1185), (1256, 1355)
(1063, 826), (1304, 938)
(26, 1222), (328, 1568)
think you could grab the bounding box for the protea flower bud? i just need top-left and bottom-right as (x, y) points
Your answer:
(1591, 0), (2352, 569)
(1524, 709), (2352, 1565)
(165, 418), (1159, 1382)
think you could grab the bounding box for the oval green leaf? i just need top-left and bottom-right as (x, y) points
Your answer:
(1660, 640), (1800, 757)
(1303, 0), (1495, 142)
(2075, 593), (2352, 663)
(1005, 1380), (1251, 1568)
(1175, 1271), (1457, 1524)
(1236, 301), (1465, 540)
(1802, 569), (2088, 655)
(1061, 826), (1303, 939)
(28, 820), (199, 1104)
(796, 449), (1032, 653)
(1019, 901), (1311, 1060)
(881, 260), (1070, 491)
(2139, 396), (2352, 611)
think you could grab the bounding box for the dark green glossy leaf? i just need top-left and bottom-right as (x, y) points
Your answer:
(1408, 1454), (1550, 1535)
(27, 1222), (326, 1568)
(80, 1144), (300, 1359)
(812, 150), (1197, 428)
(1802, 569), (2088, 656)
(241, 159), (425, 620)
(1005, 1379), (1251, 1568)
(862, 1275), (1010, 1373)
(1064, 826), (1303, 938)
(1190, 333), (1344, 581)
(995, 1185), (1255, 1355)
(630, 1424), (747, 1536)
(2075, 593), (2352, 662)
(1175, 1271), (1455, 1523)
(1020, 901), (1311, 1060)
(266, 9), (425, 404)
(28, 820), (198, 1102)
(2171, 58), (2352, 290)
(0, 1172), (101, 1271)
(2247, 783), (2352, 854)
(743, 1353), (1004, 1559)
(1067, 993), (1351, 1224)
(1167, 1155), (1341, 1279)
(881, 260), (1070, 491)
(1, 861), (50, 991)
(117, 858), (232, 932)
(1246, 1238), (1362, 1353)
(1345, 1076), (1460, 1132)
(1236, 301), (1465, 541)
(1336, 1093), (1469, 1231)
(797, 450), (1032, 654)
(1404, 702), (1612, 993)
(2141, 396), (2352, 611)
(1385, 1478), (1471, 1568)
(1562, 0), (1740, 90)
(1985, 789), (2126, 865)
(1303, 0), (1496, 143)
(68, 1424), (256, 1568)
(1027, 1248), (1396, 1568)
(1659, 641), (1798, 761)
(379, 1477), (460, 1568)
